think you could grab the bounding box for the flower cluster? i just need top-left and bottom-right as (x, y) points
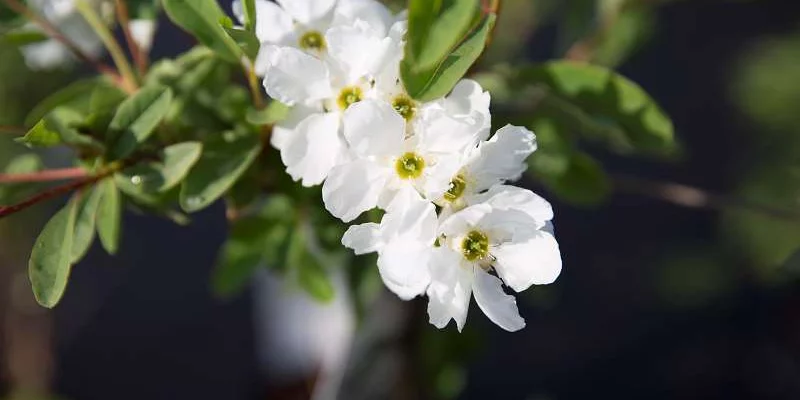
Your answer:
(239, 0), (562, 332)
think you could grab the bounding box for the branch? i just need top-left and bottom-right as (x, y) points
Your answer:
(0, 167), (87, 184)
(114, 0), (148, 76)
(613, 174), (800, 222)
(76, 0), (138, 92)
(244, 63), (265, 110)
(2, 0), (122, 82)
(0, 125), (26, 135)
(0, 159), (136, 219)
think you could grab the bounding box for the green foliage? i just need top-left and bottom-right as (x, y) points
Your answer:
(402, 13), (496, 102)
(162, 0), (243, 63)
(116, 141), (202, 197)
(71, 187), (103, 263)
(224, 27), (260, 61)
(108, 85), (173, 159)
(406, 0), (478, 72)
(24, 78), (110, 127)
(179, 130), (260, 212)
(515, 61), (675, 155)
(28, 198), (78, 308)
(1, 28), (48, 46)
(0, 154), (42, 203)
(96, 178), (122, 255)
(246, 101), (289, 126)
(239, 0), (257, 33)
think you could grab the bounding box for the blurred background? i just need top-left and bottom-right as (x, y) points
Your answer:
(1, 0), (800, 399)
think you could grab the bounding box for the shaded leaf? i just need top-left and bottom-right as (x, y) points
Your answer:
(109, 85), (173, 159)
(117, 141), (203, 197)
(71, 187), (104, 264)
(28, 198), (78, 308)
(180, 131), (260, 212)
(24, 78), (107, 127)
(96, 178), (121, 254)
(162, 0), (242, 62)
(224, 27), (259, 61)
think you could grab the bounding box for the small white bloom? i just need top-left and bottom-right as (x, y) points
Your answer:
(322, 99), (471, 222)
(437, 124), (537, 211)
(427, 203), (561, 332)
(129, 19), (156, 52)
(342, 186), (436, 299)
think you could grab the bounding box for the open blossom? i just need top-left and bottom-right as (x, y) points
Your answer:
(428, 202), (561, 332)
(233, 0), (396, 75)
(341, 187), (436, 299)
(20, 0), (108, 70)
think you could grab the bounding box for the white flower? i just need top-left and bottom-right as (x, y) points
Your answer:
(341, 186), (436, 299)
(322, 99), (477, 222)
(437, 124), (537, 212)
(234, 0), (396, 72)
(427, 202), (561, 332)
(21, 0), (108, 70)
(129, 19), (156, 52)
(262, 20), (394, 187)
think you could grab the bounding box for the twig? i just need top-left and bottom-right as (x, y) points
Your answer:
(0, 125), (26, 135)
(613, 174), (800, 222)
(114, 0), (148, 76)
(245, 63), (265, 110)
(75, 0), (138, 92)
(2, 0), (122, 82)
(0, 167), (88, 184)
(0, 159), (135, 219)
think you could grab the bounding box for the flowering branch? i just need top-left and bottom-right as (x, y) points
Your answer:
(114, 0), (148, 76)
(0, 167), (88, 184)
(2, 0), (122, 82)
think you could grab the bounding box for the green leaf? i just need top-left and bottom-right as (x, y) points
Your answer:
(108, 85), (173, 159)
(516, 61), (675, 155)
(406, 0), (478, 71)
(401, 13), (496, 102)
(2, 29), (48, 46)
(28, 198), (78, 308)
(96, 179), (122, 254)
(531, 150), (611, 206)
(286, 226), (335, 303)
(25, 78), (108, 127)
(71, 187), (104, 264)
(223, 27), (260, 61)
(0, 154), (43, 204)
(162, 0), (243, 63)
(18, 120), (60, 147)
(119, 142), (202, 196)
(180, 131), (260, 212)
(212, 196), (296, 297)
(246, 101), (289, 126)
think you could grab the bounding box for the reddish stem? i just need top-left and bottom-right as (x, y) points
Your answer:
(0, 167), (88, 184)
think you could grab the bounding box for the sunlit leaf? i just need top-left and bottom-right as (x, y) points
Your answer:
(246, 101), (289, 126)
(406, 0), (478, 71)
(402, 14), (496, 102)
(116, 141), (203, 197)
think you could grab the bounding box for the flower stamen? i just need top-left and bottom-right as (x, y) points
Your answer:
(299, 30), (326, 51)
(337, 86), (363, 110)
(461, 230), (490, 261)
(391, 95), (417, 121)
(444, 174), (467, 202)
(395, 152), (425, 179)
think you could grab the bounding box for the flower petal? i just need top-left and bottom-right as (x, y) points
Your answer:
(492, 230), (562, 292)
(343, 100), (405, 158)
(326, 20), (393, 80)
(472, 268), (525, 332)
(234, 0), (294, 44)
(276, 0), (335, 25)
(281, 112), (345, 187)
(438, 203), (493, 238)
(333, 0), (394, 36)
(380, 186), (438, 243)
(323, 159), (391, 222)
(443, 79), (491, 136)
(466, 185), (553, 227)
(427, 248), (473, 331)
(377, 239), (432, 300)
(261, 45), (332, 105)
(342, 222), (382, 255)
(466, 125), (537, 191)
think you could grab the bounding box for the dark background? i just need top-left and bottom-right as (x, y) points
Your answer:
(1, 0), (800, 399)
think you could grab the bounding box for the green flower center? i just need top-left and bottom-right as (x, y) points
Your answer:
(299, 30), (326, 51)
(395, 152), (425, 179)
(391, 95), (417, 121)
(461, 230), (490, 261)
(444, 174), (467, 202)
(337, 86), (363, 110)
